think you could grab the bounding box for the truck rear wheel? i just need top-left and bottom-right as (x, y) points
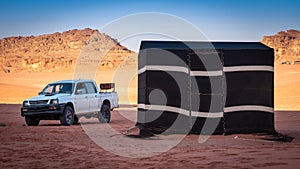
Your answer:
(25, 116), (40, 126)
(60, 106), (74, 126)
(98, 104), (110, 123)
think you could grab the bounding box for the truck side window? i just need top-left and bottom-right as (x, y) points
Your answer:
(54, 85), (60, 93)
(75, 83), (87, 95)
(85, 82), (97, 94)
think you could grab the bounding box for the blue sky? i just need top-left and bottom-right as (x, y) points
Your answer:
(0, 0), (299, 51)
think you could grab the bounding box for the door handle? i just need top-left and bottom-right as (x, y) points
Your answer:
(95, 95), (98, 98)
(85, 96), (88, 99)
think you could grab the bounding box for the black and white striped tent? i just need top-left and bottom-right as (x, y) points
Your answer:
(137, 41), (275, 135)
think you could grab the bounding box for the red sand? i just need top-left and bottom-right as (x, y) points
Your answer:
(0, 104), (300, 169)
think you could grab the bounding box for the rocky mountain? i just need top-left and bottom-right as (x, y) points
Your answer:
(1, 28), (299, 72)
(0, 28), (136, 73)
(262, 29), (300, 64)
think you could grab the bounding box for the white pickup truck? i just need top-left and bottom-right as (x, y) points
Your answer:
(21, 80), (119, 126)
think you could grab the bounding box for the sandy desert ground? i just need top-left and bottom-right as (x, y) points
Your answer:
(0, 104), (300, 169)
(0, 64), (300, 168)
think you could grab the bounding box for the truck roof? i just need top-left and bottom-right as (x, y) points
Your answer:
(50, 79), (95, 84)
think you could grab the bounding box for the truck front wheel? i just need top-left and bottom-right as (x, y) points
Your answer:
(60, 106), (74, 126)
(73, 115), (79, 125)
(25, 116), (40, 126)
(98, 104), (110, 123)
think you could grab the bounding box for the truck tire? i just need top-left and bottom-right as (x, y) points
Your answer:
(25, 116), (40, 126)
(60, 106), (74, 126)
(98, 104), (110, 123)
(73, 115), (79, 124)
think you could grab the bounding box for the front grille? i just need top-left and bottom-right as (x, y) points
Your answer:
(29, 100), (49, 105)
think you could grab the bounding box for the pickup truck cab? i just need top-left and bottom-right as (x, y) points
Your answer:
(21, 80), (118, 126)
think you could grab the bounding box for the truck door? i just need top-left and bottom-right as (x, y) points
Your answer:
(84, 82), (99, 112)
(74, 82), (90, 114)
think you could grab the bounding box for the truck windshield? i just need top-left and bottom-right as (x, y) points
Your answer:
(41, 83), (74, 95)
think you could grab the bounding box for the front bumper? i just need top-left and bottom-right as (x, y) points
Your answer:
(21, 103), (65, 116)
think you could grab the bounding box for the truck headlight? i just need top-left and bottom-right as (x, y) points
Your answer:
(23, 101), (30, 107)
(50, 99), (59, 104)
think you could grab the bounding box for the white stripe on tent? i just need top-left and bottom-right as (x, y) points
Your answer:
(138, 65), (189, 75)
(138, 104), (223, 118)
(223, 66), (274, 72)
(224, 105), (274, 113)
(138, 65), (222, 77)
(190, 70), (223, 77)
(191, 111), (223, 118)
(139, 65), (273, 76)
(138, 104), (189, 116)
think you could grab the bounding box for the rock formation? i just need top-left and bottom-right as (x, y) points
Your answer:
(2, 28), (299, 72)
(0, 28), (135, 73)
(262, 30), (300, 64)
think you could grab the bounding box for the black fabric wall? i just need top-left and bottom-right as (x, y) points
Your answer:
(138, 48), (190, 134)
(137, 41), (275, 135)
(223, 49), (274, 134)
(188, 50), (224, 134)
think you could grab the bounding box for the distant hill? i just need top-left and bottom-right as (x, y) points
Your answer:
(1, 28), (299, 73)
(0, 28), (136, 73)
(262, 29), (300, 64)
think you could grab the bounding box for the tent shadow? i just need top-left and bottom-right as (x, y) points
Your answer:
(259, 132), (294, 142)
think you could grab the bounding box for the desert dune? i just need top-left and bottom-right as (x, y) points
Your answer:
(1, 64), (300, 110)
